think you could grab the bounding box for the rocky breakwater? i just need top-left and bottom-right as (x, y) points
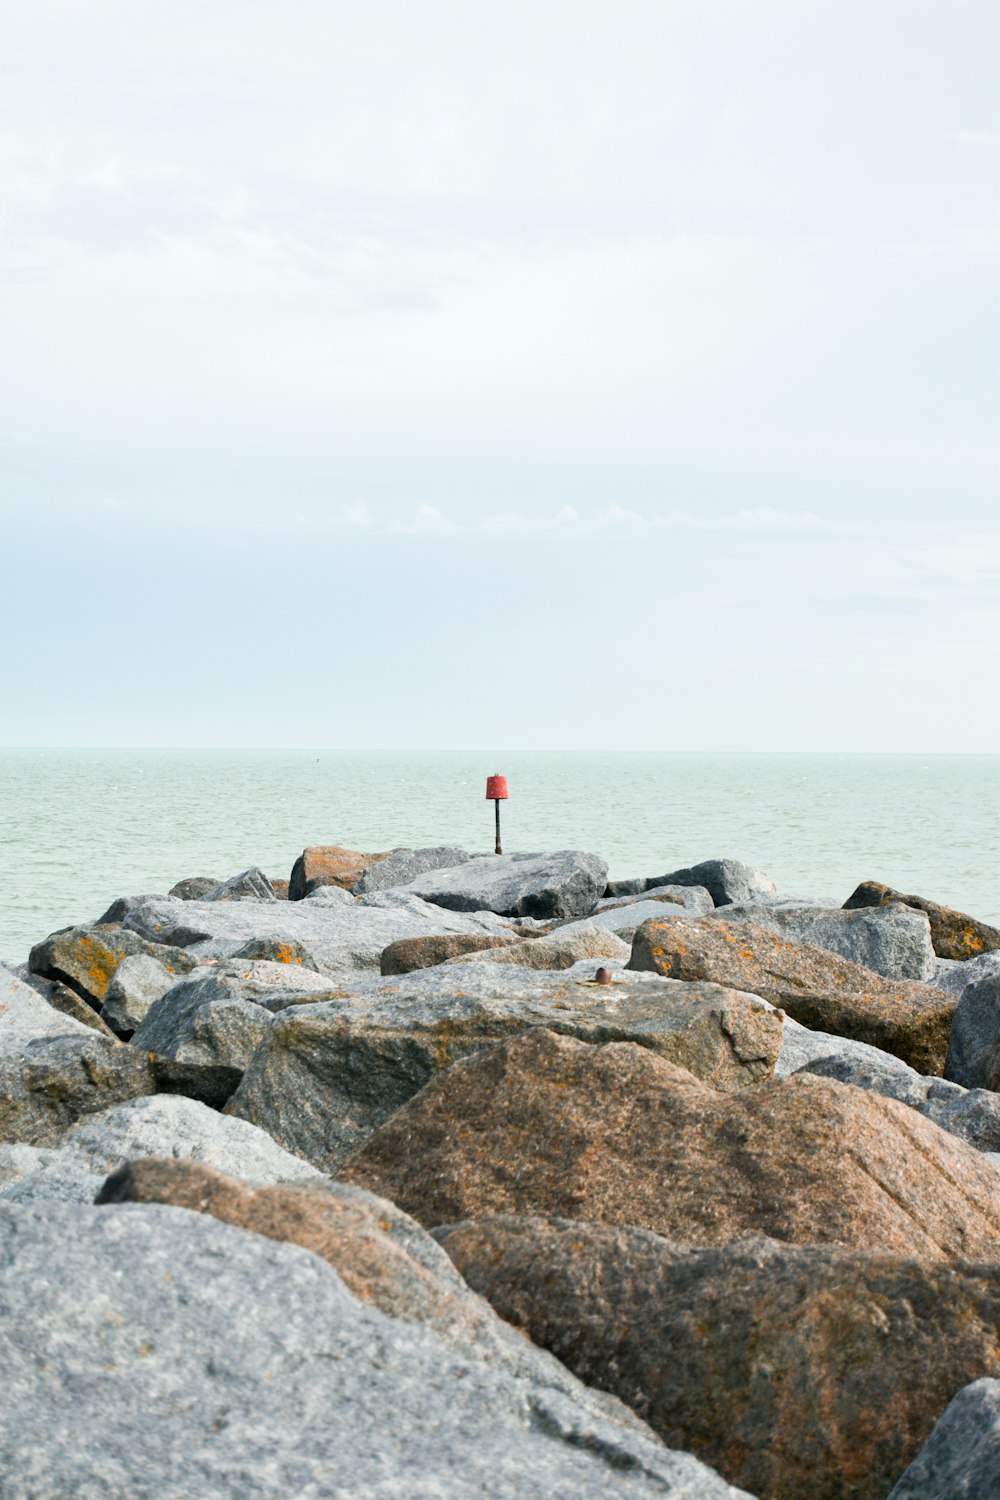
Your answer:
(2, 846), (1000, 1499)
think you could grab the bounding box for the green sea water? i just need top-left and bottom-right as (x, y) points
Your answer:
(1, 749), (997, 963)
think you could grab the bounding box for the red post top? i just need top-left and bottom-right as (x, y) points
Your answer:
(486, 774), (508, 800)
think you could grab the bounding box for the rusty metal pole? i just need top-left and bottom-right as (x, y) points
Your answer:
(495, 797), (502, 855)
(485, 774), (508, 856)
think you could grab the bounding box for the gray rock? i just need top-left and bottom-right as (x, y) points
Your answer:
(775, 1015), (914, 1077)
(352, 846), (472, 894)
(934, 950), (1000, 997)
(598, 885), (715, 916)
(122, 893), (514, 979)
(10, 964), (116, 1036)
(887, 1378), (1000, 1499)
(0, 1093), (320, 1203)
(131, 960), (335, 1071)
(636, 859), (777, 908)
(232, 936), (322, 969)
(945, 967), (1000, 1090)
(27, 924), (198, 1006)
(0, 1199), (754, 1499)
(796, 1051), (1000, 1153)
(226, 964), (783, 1170)
(396, 850), (609, 919)
(707, 901), (937, 981)
(168, 875), (221, 899)
(100, 952), (177, 1032)
(445, 923), (630, 970)
(94, 893), (163, 924)
(0, 962), (95, 1046)
(198, 867), (278, 902)
(562, 901), (698, 943)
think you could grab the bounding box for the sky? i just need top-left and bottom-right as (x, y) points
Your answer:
(1, 0), (997, 750)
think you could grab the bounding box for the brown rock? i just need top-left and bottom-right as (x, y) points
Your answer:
(380, 933), (519, 975)
(270, 878), (290, 901)
(627, 916), (955, 1073)
(444, 926), (629, 971)
(437, 1216), (1000, 1500)
(288, 846), (398, 900)
(844, 880), (1000, 961)
(343, 1028), (1000, 1260)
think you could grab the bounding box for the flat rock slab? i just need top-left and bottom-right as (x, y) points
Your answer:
(343, 1028), (1000, 1261)
(121, 893), (513, 979)
(397, 850), (609, 919)
(887, 1378), (1000, 1500)
(628, 916), (955, 1074)
(288, 844), (398, 898)
(27, 925), (198, 1005)
(226, 965), (783, 1171)
(844, 880), (1000, 961)
(708, 901), (936, 981)
(437, 1218), (1000, 1500)
(0, 1093), (320, 1203)
(0, 1200), (752, 1499)
(352, 845), (472, 894)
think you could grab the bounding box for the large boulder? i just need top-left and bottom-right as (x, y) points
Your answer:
(0, 1093), (320, 1203)
(11, 964), (117, 1037)
(343, 1028), (1000, 1260)
(608, 859), (776, 908)
(100, 952), (177, 1032)
(398, 850), (608, 920)
(168, 875), (220, 900)
(844, 881), (1000, 961)
(198, 867), (278, 902)
(444, 924), (629, 970)
(628, 916), (955, 1074)
(945, 966), (1000, 1090)
(707, 901), (936, 981)
(226, 967), (783, 1171)
(380, 933), (520, 975)
(797, 1052), (1000, 1154)
(288, 845), (397, 899)
(437, 1219), (1000, 1500)
(887, 1378), (1000, 1499)
(0, 1199), (750, 1499)
(27, 925), (197, 1007)
(598, 885), (715, 915)
(351, 846), (472, 894)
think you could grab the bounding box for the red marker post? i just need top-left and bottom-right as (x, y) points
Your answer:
(486, 773), (508, 854)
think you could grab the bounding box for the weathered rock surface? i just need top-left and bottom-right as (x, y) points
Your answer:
(708, 901), (936, 981)
(27, 924), (197, 1006)
(232, 936), (321, 969)
(437, 1218), (1000, 1500)
(100, 952), (177, 1032)
(945, 965), (1000, 1091)
(844, 880), (1000, 961)
(380, 932), (520, 974)
(0, 1093), (320, 1203)
(887, 1378), (1000, 1500)
(199, 866), (278, 902)
(598, 885), (715, 915)
(352, 845), (472, 894)
(289, 844), (397, 899)
(121, 892), (512, 979)
(398, 849), (608, 919)
(227, 968), (783, 1170)
(797, 1052), (1000, 1153)
(608, 859), (775, 908)
(168, 875), (220, 900)
(0, 1199), (751, 1499)
(131, 959), (335, 1071)
(344, 1028), (1000, 1260)
(932, 949), (1000, 998)
(563, 901), (701, 943)
(446, 924), (629, 970)
(12, 964), (117, 1036)
(628, 916), (955, 1073)
(775, 1015), (906, 1076)
(1, 963), (97, 1047)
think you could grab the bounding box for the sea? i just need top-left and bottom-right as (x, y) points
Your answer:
(1, 749), (998, 964)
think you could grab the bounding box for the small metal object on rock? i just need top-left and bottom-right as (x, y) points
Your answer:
(595, 966), (613, 986)
(486, 774), (508, 855)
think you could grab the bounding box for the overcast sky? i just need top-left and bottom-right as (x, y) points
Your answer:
(1, 0), (997, 749)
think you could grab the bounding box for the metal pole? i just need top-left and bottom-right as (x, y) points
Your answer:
(495, 799), (502, 855)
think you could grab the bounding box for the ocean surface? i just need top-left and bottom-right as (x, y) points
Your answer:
(1, 749), (997, 963)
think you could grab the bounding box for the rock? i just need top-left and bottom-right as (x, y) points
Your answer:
(131, 960), (335, 1072)
(932, 950), (1000, 997)
(288, 845), (397, 899)
(11, 964), (117, 1037)
(398, 849), (608, 919)
(198, 867), (278, 902)
(886, 1378), (1000, 1499)
(844, 880), (1000, 961)
(597, 885), (715, 916)
(562, 901), (699, 943)
(380, 933), (520, 975)
(343, 1028), (1000, 1260)
(27, 925), (197, 1006)
(945, 966), (1000, 1090)
(0, 1200), (751, 1500)
(619, 859), (776, 908)
(94, 893), (163, 924)
(707, 901), (936, 981)
(271, 878), (290, 899)
(352, 846), (472, 894)
(0, 1093), (320, 1203)
(628, 916), (955, 1074)
(436, 1219), (1000, 1500)
(168, 875), (220, 900)
(445, 924), (629, 970)
(121, 892), (512, 979)
(1, 962), (97, 1046)
(797, 1052), (1000, 1153)
(227, 967), (783, 1171)
(100, 952), (177, 1033)
(232, 936), (321, 969)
